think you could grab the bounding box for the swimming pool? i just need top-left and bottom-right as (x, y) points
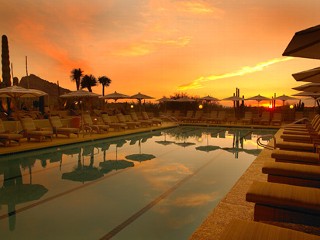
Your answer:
(0, 126), (276, 239)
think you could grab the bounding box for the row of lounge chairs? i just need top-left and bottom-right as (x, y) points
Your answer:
(219, 114), (320, 239)
(162, 110), (283, 125)
(0, 111), (162, 147)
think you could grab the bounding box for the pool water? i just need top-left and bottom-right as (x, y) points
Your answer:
(0, 126), (276, 239)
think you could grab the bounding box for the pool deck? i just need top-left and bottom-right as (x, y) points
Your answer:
(2, 121), (317, 238)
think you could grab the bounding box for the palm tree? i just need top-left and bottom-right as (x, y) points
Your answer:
(70, 68), (83, 90)
(81, 74), (97, 92)
(98, 76), (111, 96)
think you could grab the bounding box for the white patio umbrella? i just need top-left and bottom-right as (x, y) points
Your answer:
(292, 67), (320, 83)
(0, 86), (47, 121)
(282, 24), (320, 59)
(60, 90), (100, 136)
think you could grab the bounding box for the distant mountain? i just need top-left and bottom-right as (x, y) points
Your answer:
(19, 74), (70, 97)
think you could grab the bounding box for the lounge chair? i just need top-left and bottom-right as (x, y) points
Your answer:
(271, 149), (320, 164)
(246, 181), (320, 226)
(270, 112), (282, 126)
(116, 113), (140, 129)
(0, 119), (23, 146)
(241, 112), (253, 125)
(262, 160), (320, 188)
(49, 116), (79, 138)
(216, 111), (227, 124)
(190, 110), (203, 122)
(82, 114), (109, 134)
(179, 110), (193, 122)
(130, 112), (152, 127)
(259, 111), (271, 125)
(20, 117), (53, 142)
(275, 140), (315, 152)
(101, 114), (127, 131)
(204, 111), (218, 123)
(141, 111), (162, 125)
(219, 219), (320, 240)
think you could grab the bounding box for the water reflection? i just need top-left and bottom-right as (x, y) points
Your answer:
(61, 145), (104, 183)
(0, 157), (48, 231)
(126, 134), (156, 162)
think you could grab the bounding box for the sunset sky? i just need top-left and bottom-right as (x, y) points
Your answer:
(1, 0), (320, 106)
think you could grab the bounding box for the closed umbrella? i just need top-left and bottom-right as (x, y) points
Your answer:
(292, 67), (320, 83)
(283, 24), (320, 59)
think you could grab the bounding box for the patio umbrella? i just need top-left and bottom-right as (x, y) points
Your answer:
(0, 86), (47, 118)
(175, 97), (196, 102)
(246, 94), (271, 106)
(157, 97), (175, 102)
(157, 97), (175, 113)
(131, 92), (154, 112)
(199, 95), (220, 101)
(125, 139), (156, 162)
(99, 91), (130, 102)
(292, 67), (320, 83)
(292, 82), (320, 92)
(60, 90), (100, 136)
(222, 95), (244, 101)
(282, 24), (320, 60)
(274, 94), (298, 106)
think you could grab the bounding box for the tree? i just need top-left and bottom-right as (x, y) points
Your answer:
(70, 68), (83, 90)
(81, 74), (97, 92)
(98, 76), (111, 96)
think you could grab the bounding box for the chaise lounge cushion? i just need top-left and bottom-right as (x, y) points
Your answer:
(271, 149), (319, 164)
(275, 140), (315, 152)
(246, 181), (320, 215)
(219, 220), (320, 240)
(263, 161), (320, 181)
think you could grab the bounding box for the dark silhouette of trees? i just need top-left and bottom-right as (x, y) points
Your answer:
(70, 68), (83, 90)
(81, 74), (97, 92)
(98, 76), (111, 96)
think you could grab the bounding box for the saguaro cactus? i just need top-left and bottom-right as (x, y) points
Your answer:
(2, 35), (11, 87)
